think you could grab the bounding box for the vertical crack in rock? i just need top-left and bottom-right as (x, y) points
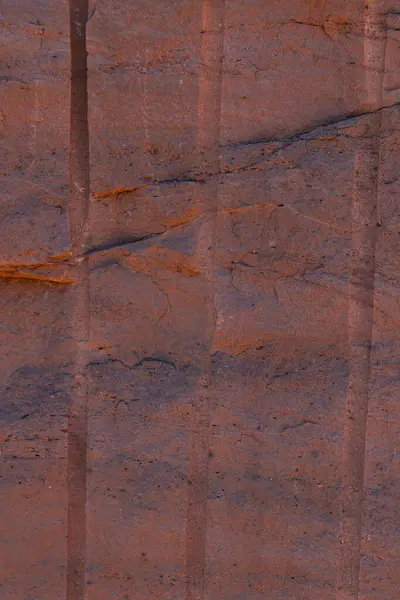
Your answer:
(185, 3), (226, 600)
(67, 1), (90, 599)
(337, 2), (387, 599)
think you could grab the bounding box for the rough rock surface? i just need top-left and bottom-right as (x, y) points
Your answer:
(1, 1), (399, 599)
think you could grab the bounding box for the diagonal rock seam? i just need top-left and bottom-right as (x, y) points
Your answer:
(91, 102), (400, 196)
(90, 101), (400, 196)
(224, 99), (400, 149)
(4, 96), (397, 284)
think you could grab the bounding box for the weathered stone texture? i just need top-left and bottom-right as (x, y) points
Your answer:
(1, 2), (70, 598)
(1, 1), (399, 599)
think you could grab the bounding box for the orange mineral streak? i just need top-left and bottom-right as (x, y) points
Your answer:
(93, 184), (148, 199)
(0, 252), (75, 283)
(161, 206), (202, 229)
(0, 271), (75, 284)
(124, 247), (201, 277)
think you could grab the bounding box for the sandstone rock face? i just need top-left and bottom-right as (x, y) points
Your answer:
(1, 1), (399, 599)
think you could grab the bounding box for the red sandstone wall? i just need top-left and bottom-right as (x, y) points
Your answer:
(1, 1), (399, 599)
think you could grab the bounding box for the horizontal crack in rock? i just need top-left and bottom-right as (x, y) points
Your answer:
(88, 357), (177, 370)
(281, 420), (318, 432)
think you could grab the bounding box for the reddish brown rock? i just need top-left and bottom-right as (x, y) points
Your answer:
(1, 1), (399, 599)
(0, 2), (70, 599)
(0, 1), (70, 265)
